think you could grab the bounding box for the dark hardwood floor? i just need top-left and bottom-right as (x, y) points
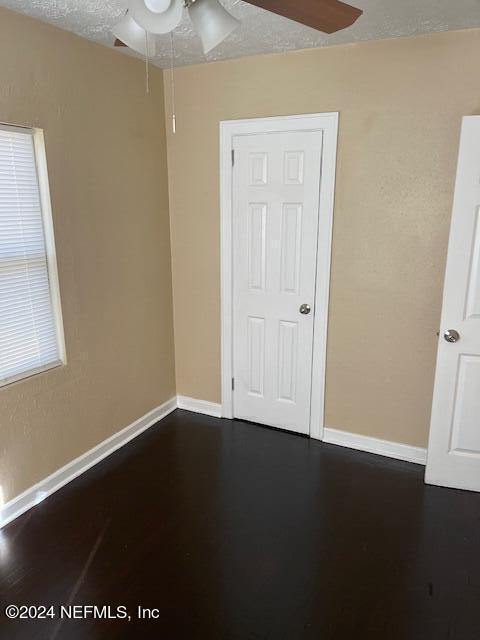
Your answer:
(1, 409), (479, 639)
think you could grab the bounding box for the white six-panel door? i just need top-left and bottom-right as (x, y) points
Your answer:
(426, 116), (480, 492)
(232, 131), (323, 434)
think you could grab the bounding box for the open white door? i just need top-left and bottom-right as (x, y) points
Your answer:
(426, 116), (480, 492)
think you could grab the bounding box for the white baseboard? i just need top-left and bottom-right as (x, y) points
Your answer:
(0, 396), (177, 529)
(1, 397), (426, 529)
(175, 398), (427, 466)
(323, 427), (427, 465)
(177, 395), (222, 418)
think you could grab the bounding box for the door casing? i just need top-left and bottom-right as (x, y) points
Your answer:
(220, 113), (338, 439)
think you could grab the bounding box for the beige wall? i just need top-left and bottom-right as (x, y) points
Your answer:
(0, 8), (175, 503)
(164, 28), (480, 448)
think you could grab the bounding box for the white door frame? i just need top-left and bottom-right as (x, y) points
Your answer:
(220, 112), (338, 440)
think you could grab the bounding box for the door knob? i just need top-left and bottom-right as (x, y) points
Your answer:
(299, 304), (311, 315)
(444, 329), (460, 343)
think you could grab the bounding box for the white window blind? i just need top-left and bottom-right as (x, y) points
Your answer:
(0, 125), (64, 386)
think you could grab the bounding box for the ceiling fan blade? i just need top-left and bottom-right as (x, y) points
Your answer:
(114, 38), (127, 47)
(243, 0), (362, 34)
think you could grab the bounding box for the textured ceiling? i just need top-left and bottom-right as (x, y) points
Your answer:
(2, 0), (480, 68)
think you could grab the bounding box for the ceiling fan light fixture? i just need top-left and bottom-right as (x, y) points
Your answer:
(129, 0), (184, 34)
(112, 13), (156, 57)
(144, 0), (171, 11)
(187, 0), (240, 54)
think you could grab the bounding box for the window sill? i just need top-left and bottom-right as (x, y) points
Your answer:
(0, 360), (65, 390)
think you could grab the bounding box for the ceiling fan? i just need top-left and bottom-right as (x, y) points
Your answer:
(113, 0), (362, 57)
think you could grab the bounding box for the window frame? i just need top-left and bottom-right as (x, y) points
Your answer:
(0, 122), (66, 388)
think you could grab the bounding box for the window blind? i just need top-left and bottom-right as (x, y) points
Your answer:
(0, 126), (62, 385)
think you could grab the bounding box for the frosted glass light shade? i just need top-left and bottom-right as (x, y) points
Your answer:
(129, 0), (184, 34)
(188, 0), (240, 54)
(144, 0), (170, 11)
(113, 14), (156, 57)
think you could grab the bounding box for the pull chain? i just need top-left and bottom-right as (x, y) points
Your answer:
(170, 31), (176, 134)
(145, 32), (150, 94)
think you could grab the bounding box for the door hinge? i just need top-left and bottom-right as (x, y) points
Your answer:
(231, 149), (235, 166)
(232, 377), (235, 391)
